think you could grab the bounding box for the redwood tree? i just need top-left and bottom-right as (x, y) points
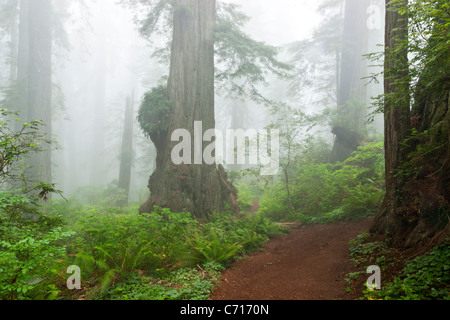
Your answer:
(371, 0), (410, 246)
(371, 0), (449, 248)
(139, 0), (239, 219)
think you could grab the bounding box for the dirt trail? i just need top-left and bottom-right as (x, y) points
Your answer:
(210, 218), (373, 300)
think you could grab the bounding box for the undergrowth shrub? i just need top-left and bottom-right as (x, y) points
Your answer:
(259, 142), (385, 223)
(98, 261), (224, 300)
(236, 183), (255, 212)
(69, 184), (128, 209)
(0, 217), (73, 300)
(2, 181), (289, 301)
(0, 110), (76, 300)
(180, 212), (287, 267)
(92, 210), (290, 301)
(70, 207), (197, 296)
(65, 201), (286, 296)
(185, 230), (243, 265)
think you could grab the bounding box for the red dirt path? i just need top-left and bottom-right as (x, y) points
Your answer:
(210, 218), (373, 300)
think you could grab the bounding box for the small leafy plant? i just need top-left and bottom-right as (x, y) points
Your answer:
(364, 241), (450, 300)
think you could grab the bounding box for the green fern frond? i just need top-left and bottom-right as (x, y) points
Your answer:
(99, 268), (119, 295)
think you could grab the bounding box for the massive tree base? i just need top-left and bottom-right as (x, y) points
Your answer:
(371, 191), (449, 249)
(139, 163), (240, 220)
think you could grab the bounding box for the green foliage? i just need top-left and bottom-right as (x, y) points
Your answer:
(259, 142), (385, 223)
(0, 108), (63, 214)
(321, 98), (370, 135)
(235, 183), (255, 211)
(71, 208), (197, 295)
(406, 0), (450, 98)
(214, 3), (292, 106)
(0, 173), (290, 301)
(97, 272), (180, 301)
(165, 262), (224, 300)
(186, 231), (243, 265)
(0, 190), (39, 221)
(0, 109), (76, 300)
(70, 183), (128, 209)
(258, 183), (292, 221)
(365, 241), (450, 300)
(0, 218), (73, 300)
(90, 209), (287, 301)
(349, 234), (392, 269)
(99, 261), (224, 301)
(56, 201), (285, 300)
(368, 0), (450, 116)
(0, 109), (49, 186)
(137, 85), (173, 141)
(191, 212), (288, 260)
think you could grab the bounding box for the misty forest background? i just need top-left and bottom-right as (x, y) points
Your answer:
(0, 0), (448, 301)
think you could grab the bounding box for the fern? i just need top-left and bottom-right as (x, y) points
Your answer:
(74, 251), (109, 274)
(188, 232), (243, 264)
(99, 268), (119, 295)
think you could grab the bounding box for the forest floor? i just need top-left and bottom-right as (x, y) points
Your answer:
(210, 217), (373, 300)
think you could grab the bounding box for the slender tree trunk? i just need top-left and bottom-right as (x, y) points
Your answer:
(10, 0), (29, 125)
(140, 0), (240, 219)
(118, 94), (134, 206)
(331, 0), (370, 163)
(228, 99), (247, 171)
(6, 0), (27, 188)
(90, 37), (106, 186)
(26, 0), (52, 186)
(338, 0), (369, 110)
(283, 166), (293, 210)
(370, 0), (410, 246)
(8, 1), (19, 83)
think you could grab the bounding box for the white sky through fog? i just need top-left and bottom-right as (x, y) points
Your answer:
(222, 0), (321, 46)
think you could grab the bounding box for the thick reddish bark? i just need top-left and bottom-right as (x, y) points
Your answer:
(370, 0), (410, 245)
(371, 0), (450, 248)
(140, 0), (239, 219)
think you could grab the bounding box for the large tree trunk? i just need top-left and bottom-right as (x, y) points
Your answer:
(370, 0), (412, 246)
(140, 0), (240, 219)
(371, 0), (450, 248)
(26, 0), (52, 186)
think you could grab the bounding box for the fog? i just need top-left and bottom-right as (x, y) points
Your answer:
(2, 0), (449, 304)
(1, 0), (385, 202)
(52, 1), (154, 199)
